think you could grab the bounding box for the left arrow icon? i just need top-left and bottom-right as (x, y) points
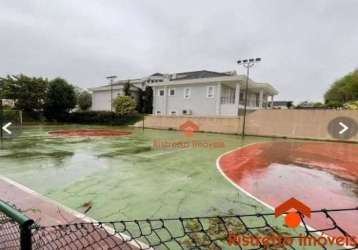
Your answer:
(2, 122), (12, 135)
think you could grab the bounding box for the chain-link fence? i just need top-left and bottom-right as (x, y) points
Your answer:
(0, 201), (33, 250)
(1, 200), (358, 249)
(0, 210), (21, 249)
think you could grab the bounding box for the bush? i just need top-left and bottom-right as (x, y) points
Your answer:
(78, 91), (92, 111)
(112, 96), (136, 115)
(64, 111), (142, 125)
(326, 100), (343, 108)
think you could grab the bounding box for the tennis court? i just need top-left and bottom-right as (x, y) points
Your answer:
(0, 125), (358, 249)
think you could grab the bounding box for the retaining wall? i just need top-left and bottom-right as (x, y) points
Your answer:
(137, 110), (358, 142)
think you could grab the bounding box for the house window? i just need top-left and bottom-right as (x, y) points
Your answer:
(169, 88), (175, 96)
(184, 88), (191, 99)
(156, 110), (161, 115)
(207, 86), (215, 98)
(170, 110), (177, 115)
(158, 89), (165, 96)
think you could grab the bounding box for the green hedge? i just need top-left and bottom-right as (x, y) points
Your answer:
(64, 111), (143, 125)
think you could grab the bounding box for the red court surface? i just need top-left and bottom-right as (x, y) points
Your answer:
(218, 141), (358, 237)
(48, 130), (131, 137)
(0, 177), (141, 249)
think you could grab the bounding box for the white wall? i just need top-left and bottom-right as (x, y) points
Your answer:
(153, 83), (219, 116)
(220, 104), (237, 115)
(91, 89), (123, 111)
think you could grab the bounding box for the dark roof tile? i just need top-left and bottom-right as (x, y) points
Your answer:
(171, 70), (230, 81)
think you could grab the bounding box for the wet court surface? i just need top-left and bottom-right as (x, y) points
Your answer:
(1, 125), (358, 246)
(218, 141), (358, 237)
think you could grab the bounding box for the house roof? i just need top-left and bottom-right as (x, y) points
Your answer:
(90, 69), (279, 96)
(170, 70), (232, 81)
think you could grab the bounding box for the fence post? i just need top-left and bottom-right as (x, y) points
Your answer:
(0, 200), (34, 250)
(20, 220), (34, 250)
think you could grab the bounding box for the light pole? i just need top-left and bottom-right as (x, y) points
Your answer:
(237, 58), (261, 138)
(106, 75), (117, 112)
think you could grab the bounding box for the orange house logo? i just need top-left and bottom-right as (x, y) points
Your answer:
(275, 198), (311, 229)
(179, 120), (199, 137)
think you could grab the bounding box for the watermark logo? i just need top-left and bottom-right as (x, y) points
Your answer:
(152, 120), (225, 150)
(179, 120), (199, 137)
(275, 197), (311, 229)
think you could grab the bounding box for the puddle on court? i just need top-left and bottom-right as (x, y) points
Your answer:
(219, 141), (358, 237)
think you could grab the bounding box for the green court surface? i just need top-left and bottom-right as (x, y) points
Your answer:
(0, 125), (275, 221)
(1, 125), (354, 249)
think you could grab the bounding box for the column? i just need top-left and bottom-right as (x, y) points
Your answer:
(152, 86), (157, 115)
(259, 90), (264, 108)
(216, 82), (222, 115)
(164, 86), (168, 115)
(234, 83), (240, 116)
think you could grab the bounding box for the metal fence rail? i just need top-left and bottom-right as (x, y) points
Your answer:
(1, 199), (358, 250)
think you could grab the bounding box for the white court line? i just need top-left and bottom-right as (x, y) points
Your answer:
(215, 142), (352, 249)
(0, 175), (152, 250)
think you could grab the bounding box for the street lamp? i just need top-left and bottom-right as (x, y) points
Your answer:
(237, 58), (261, 138)
(106, 75), (117, 112)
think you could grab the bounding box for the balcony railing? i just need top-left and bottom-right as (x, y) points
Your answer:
(220, 96), (235, 104)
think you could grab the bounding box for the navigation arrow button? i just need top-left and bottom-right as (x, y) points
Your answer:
(338, 122), (349, 135)
(2, 122), (12, 135)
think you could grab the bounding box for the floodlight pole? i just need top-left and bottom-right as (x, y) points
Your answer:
(237, 58), (261, 138)
(106, 75), (117, 112)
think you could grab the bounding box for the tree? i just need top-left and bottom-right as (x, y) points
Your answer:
(123, 81), (131, 96)
(44, 78), (76, 120)
(78, 91), (92, 111)
(324, 69), (358, 106)
(0, 74), (48, 117)
(135, 88), (144, 113)
(112, 96), (136, 115)
(142, 86), (153, 114)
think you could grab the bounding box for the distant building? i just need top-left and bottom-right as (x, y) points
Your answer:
(272, 101), (293, 109)
(90, 70), (279, 116)
(1, 99), (15, 108)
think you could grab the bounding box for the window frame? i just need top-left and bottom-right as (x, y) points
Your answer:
(206, 86), (215, 98)
(183, 87), (191, 99)
(168, 88), (176, 96)
(158, 88), (165, 97)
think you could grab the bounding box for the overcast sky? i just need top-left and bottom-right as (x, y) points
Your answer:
(1, 0), (357, 103)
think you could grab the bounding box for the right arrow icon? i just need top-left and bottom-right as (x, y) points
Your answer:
(339, 122), (349, 135)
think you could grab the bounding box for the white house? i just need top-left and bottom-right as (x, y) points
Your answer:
(90, 70), (278, 116)
(89, 79), (144, 111)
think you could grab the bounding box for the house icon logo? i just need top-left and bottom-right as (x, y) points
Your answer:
(275, 198), (311, 229)
(179, 120), (199, 137)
